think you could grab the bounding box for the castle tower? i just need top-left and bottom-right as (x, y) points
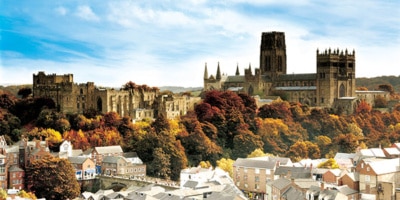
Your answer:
(316, 48), (356, 107)
(259, 32), (287, 80)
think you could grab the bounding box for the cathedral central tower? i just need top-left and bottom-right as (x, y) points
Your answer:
(259, 32), (287, 80)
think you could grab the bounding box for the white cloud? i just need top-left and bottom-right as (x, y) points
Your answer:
(75, 5), (100, 22)
(55, 6), (68, 16)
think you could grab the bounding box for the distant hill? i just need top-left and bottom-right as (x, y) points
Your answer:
(0, 84), (203, 97)
(357, 75), (400, 92)
(2, 76), (399, 97)
(159, 86), (203, 93)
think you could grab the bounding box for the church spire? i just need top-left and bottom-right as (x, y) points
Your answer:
(235, 63), (240, 75)
(204, 62), (208, 79)
(216, 62), (221, 80)
(248, 63), (252, 75)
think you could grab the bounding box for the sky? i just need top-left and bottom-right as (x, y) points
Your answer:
(1, 0), (399, 88)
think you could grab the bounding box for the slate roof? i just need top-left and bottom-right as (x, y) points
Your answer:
(102, 156), (124, 163)
(95, 145), (123, 154)
(249, 156), (292, 165)
(274, 166), (312, 179)
(275, 86), (317, 91)
(334, 153), (356, 160)
(271, 178), (291, 190)
(281, 186), (304, 200)
(278, 73), (316, 81)
(233, 158), (276, 169)
(368, 158), (400, 175)
(337, 185), (358, 195)
(359, 148), (386, 157)
(384, 147), (400, 156)
(8, 165), (23, 172)
(293, 178), (319, 189)
(68, 156), (88, 164)
(225, 75), (245, 83)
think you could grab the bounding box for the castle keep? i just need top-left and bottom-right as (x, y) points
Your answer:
(204, 31), (357, 108)
(33, 72), (200, 120)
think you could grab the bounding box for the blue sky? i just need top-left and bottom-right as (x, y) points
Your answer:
(1, 0), (399, 87)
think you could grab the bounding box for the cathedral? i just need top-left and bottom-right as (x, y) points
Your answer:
(204, 31), (357, 108)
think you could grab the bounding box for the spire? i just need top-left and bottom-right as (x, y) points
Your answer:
(216, 62), (221, 80)
(248, 63), (252, 75)
(235, 63), (240, 76)
(204, 62), (208, 79)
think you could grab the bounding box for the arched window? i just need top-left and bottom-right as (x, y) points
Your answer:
(339, 84), (346, 97)
(97, 97), (102, 112)
(248, 85), (254, 96)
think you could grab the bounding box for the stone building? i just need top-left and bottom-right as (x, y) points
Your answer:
(33, 71), (200, 120)
(204, 31), (357, 108)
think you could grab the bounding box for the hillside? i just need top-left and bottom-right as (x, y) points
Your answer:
(357, 75), (400, 92)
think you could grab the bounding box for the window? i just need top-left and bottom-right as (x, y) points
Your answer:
(255, 176), (259, 182)
(255, 184), (259, 190)
(365, 175), (370, 182)
(255, 168), (260, 174)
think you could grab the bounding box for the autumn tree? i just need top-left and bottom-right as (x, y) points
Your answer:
(374, 95), (388, 108)
(232, 129), (263, 159)
(317, 158), (339, 169)
(258, 101), (292, 121)
(216, 158), (234, 177)
(0, 93), (16, 110)
(26, 157), (80, 200)
(356, 100), (372, 114)
(247, 148), (268, 158)
(17, 190), (37, 199)
(149, 148), (171, 179)
(286, 141), (321, 162)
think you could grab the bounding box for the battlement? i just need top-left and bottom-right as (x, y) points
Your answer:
(317, 48), (355, 57)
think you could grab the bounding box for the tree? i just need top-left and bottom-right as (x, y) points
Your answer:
(378, 84), (395, 95)
(356, 100), (372, 114)
(232, 129), (263, 159)
(374, 95), (388, 108)
(26, 156), (80, 200)
(317, 158), (339, 169)
(17, 87), (32, 98)
(17, 190), (37, 199)
(0, 188), (7, 200)
(247, 148), (268, 158)
(216, 158), (234, 177)
(149, 148), (171, 179)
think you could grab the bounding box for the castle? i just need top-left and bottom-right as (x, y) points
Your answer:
(204, 31), (358, 109)
(32, 72), (200, 120)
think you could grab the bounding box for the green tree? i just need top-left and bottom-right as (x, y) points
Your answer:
(26, 157), (80, 200)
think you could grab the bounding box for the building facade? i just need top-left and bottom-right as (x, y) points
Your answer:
(33, 71), (200, 120)
(204, 31), (357, 108)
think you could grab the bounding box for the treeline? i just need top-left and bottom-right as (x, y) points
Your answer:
(1, 89), (400, 181)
